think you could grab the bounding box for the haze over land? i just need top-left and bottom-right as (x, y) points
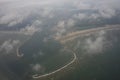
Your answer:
(0, 0), (120, 80)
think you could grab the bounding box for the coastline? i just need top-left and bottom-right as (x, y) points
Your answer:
(15, 25), (120, 79)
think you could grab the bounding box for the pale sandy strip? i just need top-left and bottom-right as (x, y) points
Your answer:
(32, 49), (77, 79)
(58, 26), (120, 43)
(32, 25), (120, 79)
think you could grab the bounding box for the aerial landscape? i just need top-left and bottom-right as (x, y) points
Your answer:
(0, 0), (120, 80)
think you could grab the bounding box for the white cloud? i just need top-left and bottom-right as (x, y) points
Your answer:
(98, 8), (116, 18)
(84, 30), (106, 54)
(73, 0), (120, 20)
(74, 13), (100, 21)
(74, 13), (88, 20)
(32, 64), (42, 72)
(54, 21), (66, 37)
(74, 41), (81, 50)
(73, 1), (93, 10)
(53, 19), (76, 38)
(0, 10), (31, 26)
(20, 20), (42, 35)
(89, 13), (100, 20)
(0, 0), (120, 29)
(0, 13), (21, 26)
(40, 8), (53, 18)
(31, 63), (45, 73)
(20, 25), (38, 35)
(32, 20), (42, 27)
(0, 0), (55, 26)
(66, 19), (75, 27)
(0, 39), (20, 53)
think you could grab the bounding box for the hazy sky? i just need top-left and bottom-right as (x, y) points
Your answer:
(0, 0), (120, 23)
(0, 0), (120, 35)
(0, 1), (120, 79)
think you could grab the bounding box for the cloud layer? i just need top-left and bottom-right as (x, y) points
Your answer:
(0, 0), (120, 36)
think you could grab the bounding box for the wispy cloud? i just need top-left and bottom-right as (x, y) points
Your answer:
(84, 30), (106, 54)
(53, 19), (75, 38)
(0, 0), (120, 36)
(31, 63), (45, 73)
(32, 63), (42, 72)
(0, 39), (20, 53)
(20, 20), (42, 35)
